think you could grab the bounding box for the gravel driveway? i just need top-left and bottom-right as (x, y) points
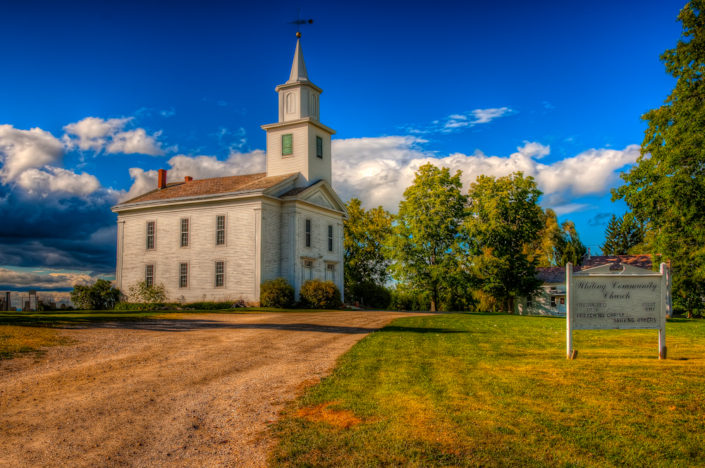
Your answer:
(0, 311), (428, 467)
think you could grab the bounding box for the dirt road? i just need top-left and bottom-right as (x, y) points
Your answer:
(0, 311), (427, 467)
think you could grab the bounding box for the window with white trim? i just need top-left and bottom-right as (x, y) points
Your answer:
(146, 221), (155, 250)
(316, 136), (323, 159)
(304, 260), (313, 281)
(180, 218), (189, 247)
(326, 263), (336, 282)
(527, 295), (533, 308)
(550, 296), (556, 307)
(327, 225), (333, 251)
(216, 215), (226, 245)
(179, 263), (188, 288)
(215, 261), (224, 287)
(305, 219), (311, 247)
(145, 264), (154, 287)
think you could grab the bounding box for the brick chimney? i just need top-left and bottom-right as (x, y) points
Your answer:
(185, 176), (193, 183)
(158, 169), (167, 189)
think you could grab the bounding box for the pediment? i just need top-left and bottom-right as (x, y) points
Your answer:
(305, 191), (335, 210)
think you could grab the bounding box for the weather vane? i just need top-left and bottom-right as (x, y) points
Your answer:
(289, 7), (313, 38)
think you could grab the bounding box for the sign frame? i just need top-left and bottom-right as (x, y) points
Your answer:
(566, 262), (668, 360)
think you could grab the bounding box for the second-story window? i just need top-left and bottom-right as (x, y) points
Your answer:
(216, 215), (226, 245)
(180, 219), (189, 247)
(145, 264), (154, 287)
(316, 136), (323, 159)
(282, 134), (293, 156)
(146, 221), (155, 250)
(179, 263), (188, 288)
(305, 219), (311, 247)
(327, 225), (333, 251)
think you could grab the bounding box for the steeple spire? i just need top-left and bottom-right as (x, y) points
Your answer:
(287, 39), (309, 83)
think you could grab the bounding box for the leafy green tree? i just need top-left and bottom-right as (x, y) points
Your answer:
(70, 279), (122, 310)
(612, 1), (705, 316)
(344, 198), (393, 304)
(463, 172), (544, 313)
(534, 209), (587, 266)
(386, 163), (467, 311)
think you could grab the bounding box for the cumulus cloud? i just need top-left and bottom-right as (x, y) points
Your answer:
(0, 125), (65, 182)
(121, 150), (266, 202)
(15, 166), (101, 198)
(331, 136), (640, 213)
(63, 117), (167, 156)
(407, 107), (515, 134)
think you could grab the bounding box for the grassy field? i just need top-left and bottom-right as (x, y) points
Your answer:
(271, 314), (705, 468)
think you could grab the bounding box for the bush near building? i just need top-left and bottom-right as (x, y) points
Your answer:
(260, 278), (296, 308)
(299, 279), (341, 309)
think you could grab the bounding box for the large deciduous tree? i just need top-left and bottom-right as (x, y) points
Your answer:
(70, 279), (122, 310)
(464, 172), (544, 312)
(534, 209), (587, 267)
(612, 1), (705, 316)
(387, 163), (467, 311)
(344, 198), (393, 306)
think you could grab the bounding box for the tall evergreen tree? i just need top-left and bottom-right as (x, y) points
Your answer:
(386, 164), (467, 311)
(613, 1), (705, 316)
(600, 214), (623, 255)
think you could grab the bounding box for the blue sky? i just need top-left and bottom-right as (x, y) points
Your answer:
(0, 0), (685, 299)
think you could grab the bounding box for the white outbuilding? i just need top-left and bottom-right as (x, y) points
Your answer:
(111, 39), (348, 304)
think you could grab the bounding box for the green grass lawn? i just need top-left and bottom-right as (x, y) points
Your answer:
(270, 314), (705, 468)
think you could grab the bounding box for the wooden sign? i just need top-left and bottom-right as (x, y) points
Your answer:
(566, 262), (668, 360)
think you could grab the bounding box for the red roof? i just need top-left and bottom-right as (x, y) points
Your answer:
(117, 173), (296, 206)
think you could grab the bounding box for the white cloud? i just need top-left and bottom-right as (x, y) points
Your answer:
(121, 149), (266, 202)
(406, 107), (515, 134)
(15, 166), (102, 197)
(63, 117), (167, 156)
(0, 125), (65, 183)
(0, 268), (96, 289)
(331, 136), (640, 213)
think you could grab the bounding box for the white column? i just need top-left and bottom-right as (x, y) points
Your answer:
(254, 208), (263, 301)
(116, 220), (126, 291)
(566, 262), (573, 359)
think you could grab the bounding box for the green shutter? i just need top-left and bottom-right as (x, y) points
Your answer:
(316, 136), (323, 158)
(282, 134), (293, 156)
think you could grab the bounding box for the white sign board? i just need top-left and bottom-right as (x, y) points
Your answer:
(566, 262), (668, 359)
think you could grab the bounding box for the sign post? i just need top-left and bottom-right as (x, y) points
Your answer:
(566, 261), (668, 360)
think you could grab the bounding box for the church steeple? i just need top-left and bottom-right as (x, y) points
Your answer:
(287, 39), (309, 83)
(262, 38), (336, 187)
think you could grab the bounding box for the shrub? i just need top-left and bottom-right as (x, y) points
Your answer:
(347, 282), (392, 309)
(389, 284), (431, 311)
(299, 279), (341, 309)
(260, 278), (296, 308)
(127, 281), (169, 304)
(70, 279), (122, 310)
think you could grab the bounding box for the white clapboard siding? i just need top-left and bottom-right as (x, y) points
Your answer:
(266, 123), (311, 181)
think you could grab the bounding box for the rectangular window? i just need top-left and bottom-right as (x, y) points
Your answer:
(316, 136), (323, 159)
(327, 225), (333, 251)
(179, 263), (188, 288)
(550, 297), (556, 307)
(305, 219), (311, 247)
(215, 261), (224, 287)
(527, 295), (533, 308)
(282, 134), (293, 156)
(145, 264), (154, 287)
(180, 218), (189, 247)
(216, 215), (226, 245)
(146, 221), (155, 250)
(326, 263), (335, 282)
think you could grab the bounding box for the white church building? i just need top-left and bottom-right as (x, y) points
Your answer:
(111, 39), (348, 304)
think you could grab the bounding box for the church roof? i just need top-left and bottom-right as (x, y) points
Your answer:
(535, 255), (657, 284)
(115, 172), (296, 207)
(287, 39), (309, 83)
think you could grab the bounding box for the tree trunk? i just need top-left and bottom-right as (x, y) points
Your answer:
(508, 297), (515, 314)
(688, 309), (694, 319)
(430, 298), (436, 312)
